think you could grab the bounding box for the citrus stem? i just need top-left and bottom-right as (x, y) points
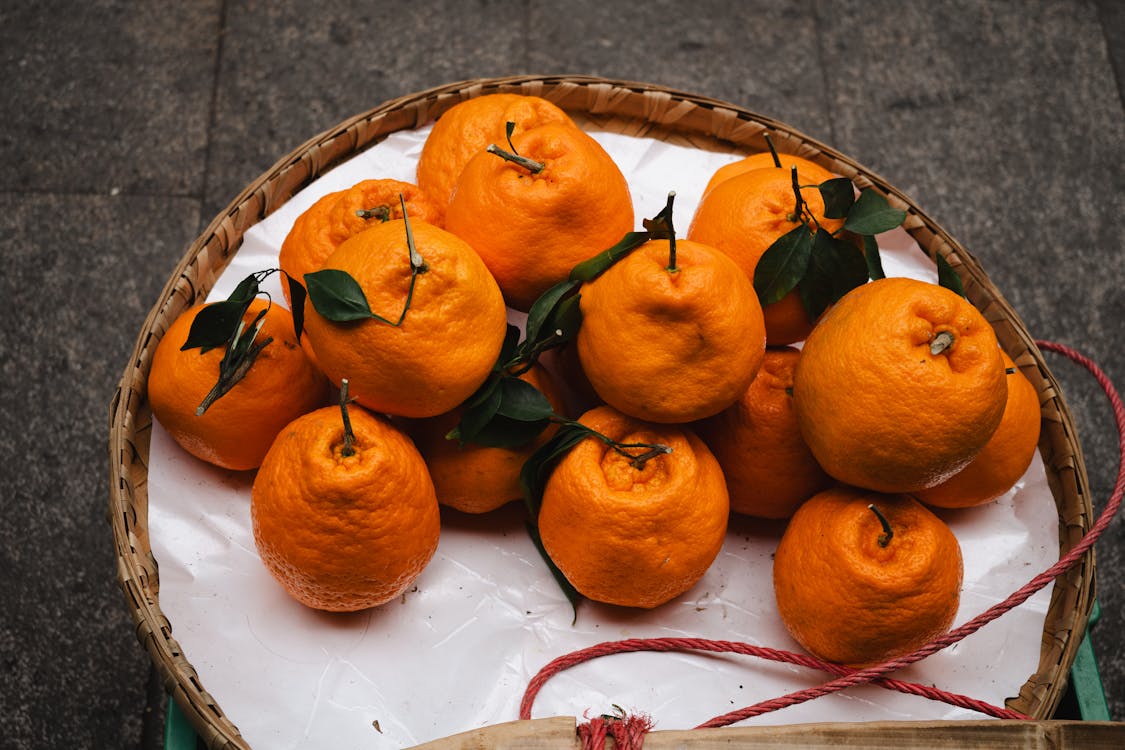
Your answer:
(399, 193), (427, 272)
(356, 205), (391, 221)
(339, 378), (356, 457)
(663, 191), (678, 273)
(618, 443), (673, 470)
(360, 194), (431, 329)
(503, 329), (566, 375)
(550, 418), (673, 471)
(787, 165), (805, 224)
(930, 330), (955, 356)
(867, 503), (894, 548)
(486, 143), (545, 174)
(764, 132), (782, 169)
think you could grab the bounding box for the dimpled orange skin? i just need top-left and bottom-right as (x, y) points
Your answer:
(576, 239), (766, 423)
(702, 151), (835, 197)
(793, 277), (1008, 493)
(251, 405), (440, 612)
(303, 219), (508, 418)
(279, 179), (445, 311)
(914, 350), (1042, 509)
(416, 93), (576, 206)
(772, 487), (963, 667)
(695, 347), (833, 519)
(687, 164), (845, 345)
(408, 364), (567, 514)
(445, 122), (635, 311)
(148, 299), (329, 471)
(537, 405), (730, 609)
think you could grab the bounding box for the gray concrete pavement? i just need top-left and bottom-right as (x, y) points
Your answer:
(2, 1), (1122, 747)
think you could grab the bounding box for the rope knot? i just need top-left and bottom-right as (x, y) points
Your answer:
(577, 710), (653, 750)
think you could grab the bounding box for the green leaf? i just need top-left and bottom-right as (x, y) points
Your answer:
(221, 305), (268, 372)
(519, 423), (593, 518)
(495, 376), (556, 422)
(525, 521), (581, 623)
(545, 293), (583, 344)
(282, 271), (307, 342)
(862, 234), (886, 281)
(935, 253), (966, 297)
(799, 230), (870, 321)
(181, 272), (261, 352)
(818, 177), (856, 219)
(524, 279), (579, 346)
(452, 375), (504, 443)
(304, 268), (375, 322)
(569, 231), (650, 283)
(497, 324), (521, 369)
(753, 224), (813, 306)
(844, 189), (907, 235)
(468, 414), (551, 449)
(452, 374), (556, 448)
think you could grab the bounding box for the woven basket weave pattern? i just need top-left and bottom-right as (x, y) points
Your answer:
(107, 75), (1095, 749)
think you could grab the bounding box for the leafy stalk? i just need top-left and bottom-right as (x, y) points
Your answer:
(753, 172), (906, 322)
(449, 194), (683, 454)
(194, 307), (273, 416)
(179, 268), (302, 415)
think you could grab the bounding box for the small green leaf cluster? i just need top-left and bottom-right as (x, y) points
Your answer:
(179, 269), (280, 415)
(181, 269), (275, 353)
(753, 170), (906, 322)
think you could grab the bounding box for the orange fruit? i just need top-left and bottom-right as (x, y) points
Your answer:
(279, 178), (445, 310)
(793, 277), (1007, 493)
(149, 299), (329, 471)
(687, 163), (845, 344)
(914, 350), (1041, 508)
(303, 219), (508, 418)
(408, 364), (567, 514)
(576, 238), (766, 423)
(695, 347), (833, 519)
(702, 151), (834, 197)
(537, 405), (729, 609)
(417, 93), (576, 205)
(251, 402), (440, 612)
(445, 122), (635, 311)
(773, 486), (963, 666)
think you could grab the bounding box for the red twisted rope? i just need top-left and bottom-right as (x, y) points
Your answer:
(520, 340), (1124, 735)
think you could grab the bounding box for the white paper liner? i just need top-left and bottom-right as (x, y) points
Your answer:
(148, 125), (1059, 749)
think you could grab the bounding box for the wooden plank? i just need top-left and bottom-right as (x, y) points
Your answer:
(408, 719), (1125, 749)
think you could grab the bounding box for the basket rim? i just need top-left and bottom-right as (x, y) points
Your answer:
(107, 74), (1100, 750)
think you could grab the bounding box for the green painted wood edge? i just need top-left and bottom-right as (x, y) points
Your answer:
(1071, 600), (1112, 722)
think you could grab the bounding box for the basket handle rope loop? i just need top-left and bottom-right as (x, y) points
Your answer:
(522, 339), (1124, 732)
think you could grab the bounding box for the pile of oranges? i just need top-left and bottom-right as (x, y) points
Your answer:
(147, 94), (1043, 668)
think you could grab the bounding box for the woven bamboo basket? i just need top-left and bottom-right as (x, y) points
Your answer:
(108, 75), (1104, 749)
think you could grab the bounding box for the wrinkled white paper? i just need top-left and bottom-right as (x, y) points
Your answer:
(148, 125), (1059, 750)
